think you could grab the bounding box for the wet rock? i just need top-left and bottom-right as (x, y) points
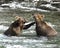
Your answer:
(0, 5), (10, 8)
(52, 0), (60, 2)
(0, 0), (5, 5)
(36, 4), (59, 11)
(36, 1), (50, 8)
(51, 4), (60, 8)
(37, 6), (58, 11)
(39, 1), (50, 4)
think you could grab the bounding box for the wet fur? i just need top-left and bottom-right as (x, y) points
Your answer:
(4, 16), (35, 36)
(33, 13), (57, 37)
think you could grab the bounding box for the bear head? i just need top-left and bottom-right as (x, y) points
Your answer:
(33, 13), (44, 22)
(15, 16), (27, 24)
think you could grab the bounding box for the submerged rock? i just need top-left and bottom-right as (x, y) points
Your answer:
(51, 3), (60, 8)
(52, 0), (60, 2)
(36, 4), (59, 11)
(0, 0), (5, 5)
(37, 6), (58, 11)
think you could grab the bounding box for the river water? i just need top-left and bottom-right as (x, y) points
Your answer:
(0, 1), (60, 48)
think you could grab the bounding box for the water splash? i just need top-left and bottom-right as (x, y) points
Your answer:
(0, 25), (8, 30)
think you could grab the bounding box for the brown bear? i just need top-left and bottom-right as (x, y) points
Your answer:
(4, 16), (35, 36)
(33, 13), (58, 37)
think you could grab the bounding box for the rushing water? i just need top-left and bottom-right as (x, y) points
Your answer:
(0, 2), (60, 48)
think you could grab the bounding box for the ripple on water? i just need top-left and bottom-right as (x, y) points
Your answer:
(0, 22), (59, 48)
(5, 45), (27, 48)
(0, 34), (59, 48)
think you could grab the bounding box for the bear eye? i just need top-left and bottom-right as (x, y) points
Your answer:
(21, 20), (25, 24)
(41, 15), (43, 17)
(22, 21), (25, 23)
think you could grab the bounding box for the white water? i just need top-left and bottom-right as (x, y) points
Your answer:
(0, 25), (8, 30)
(0, 1), (50, 12)
(40, 4), (60, 11)
(0, 22), (58, 48)
(0, 1), (60, 12)
(0, 33), (58, 48)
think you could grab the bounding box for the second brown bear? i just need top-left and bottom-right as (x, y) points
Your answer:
(33, 13), (57, 37)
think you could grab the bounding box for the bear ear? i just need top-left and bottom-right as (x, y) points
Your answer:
(38, 14), (45, 18)
(15, 16), (21, 20)
(37, 14), (45, 21)
(23, 18), (28, 23)
(42, 14), (45, 18)
(33, 13), (38, 18)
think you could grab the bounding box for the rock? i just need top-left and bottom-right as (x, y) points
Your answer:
(51, 3), (60, 8)
(52, 0), (60, 2)
(0, 0), (5, 5)
(36, 4), (59, 11)
(37, 6), (58, 11)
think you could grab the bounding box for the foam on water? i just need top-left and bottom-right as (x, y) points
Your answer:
(47, 22), (56, 27)
(4, 44), (58, 48)
(0, 1), (50, 12)
(41, 4), (56, 8)
(0, 21), (58, 48)
(0, 34), (7, 38)
(0, 33), (59, 48)
(0, 25), (8, 30)
(5, 45), (27, 48)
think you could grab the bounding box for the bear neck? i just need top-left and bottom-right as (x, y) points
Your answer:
(36, 20), (44, 26)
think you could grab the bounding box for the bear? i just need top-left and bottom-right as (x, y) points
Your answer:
(33, 13), (58, 37)
(4, 16), (35, 36)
